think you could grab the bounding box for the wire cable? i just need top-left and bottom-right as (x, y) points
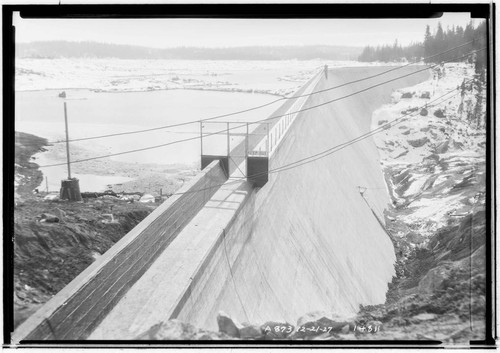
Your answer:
(160, 83), (467, 198)
(90, 85), (462, 200)
(26, 41), (480, 146)
(266, 91), (462, 175)
(36, 48), (484, 169)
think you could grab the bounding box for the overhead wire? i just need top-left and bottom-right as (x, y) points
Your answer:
(158, 81), (468, 198)
(266, 91), (463, 175)
(22, 40), (480, 146)
(36, 47), (485, 169)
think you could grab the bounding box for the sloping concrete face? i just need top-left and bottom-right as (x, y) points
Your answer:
(176, 66), (431, 330)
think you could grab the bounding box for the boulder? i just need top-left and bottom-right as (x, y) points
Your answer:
(297, 311), (327, 327)
(316, 317), (350, 332)
(216, 311), (242, 338)
(422, 154), (440, 167)
(43, 193), (59, 201)
(412, 313), (437, 321)
(402, 106), (419, 114)
(292, 314), (350, 339)
(406, 232), (426, 245)
(239, 325), (263, 339)
(435, 140), (450, 154)
(135, 320), (230, 340)
(139, 194), (155, 203)
(407, 134), (429, 148)
(418, 263), (454, 294)
(38, 213), (59, 223)
(434, 109), (446, 118)
(54, 208), (67, 220)
(100, 214), (118, 224)
(420, 108), (428, 116)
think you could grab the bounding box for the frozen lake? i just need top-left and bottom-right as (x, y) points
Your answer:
(15, 88), (280, 191)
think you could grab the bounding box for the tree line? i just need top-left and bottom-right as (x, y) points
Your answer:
(16, 41), (362, 61)
(358, 20), (487, 69)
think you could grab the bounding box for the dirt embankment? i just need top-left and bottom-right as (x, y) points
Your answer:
(13, 132), (159, 329)
(14, 132), (49, 199)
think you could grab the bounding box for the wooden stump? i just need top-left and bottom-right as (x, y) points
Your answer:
(60, 178), (82, 201)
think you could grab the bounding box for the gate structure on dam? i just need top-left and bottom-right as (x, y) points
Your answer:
(12, 65), (431, 342)
(200, 70), (323, 187)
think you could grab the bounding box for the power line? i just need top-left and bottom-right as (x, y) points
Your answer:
(160, 90), (458, 198)
(289, 39), (477, 101)
(266, 92), (462, 176)
(37, 125), (234, 168)
(26, 40), (479, 146)
(42, 83), (462, 200)
(25, 68), (324, 146)
(254, 48), (485, 126)
(163, 83), (467, 198)
(37, 48), (484, 169)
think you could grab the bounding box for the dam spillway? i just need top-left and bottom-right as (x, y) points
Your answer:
(170, 66), (432, 330)
(12, 65), (431, 341)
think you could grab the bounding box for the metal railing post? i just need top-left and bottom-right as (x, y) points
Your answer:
(246, 122), (249, 177)
(246, 123), (249, 157)
(200, 121), (203, 156)
(227, 122), (230, 156)
(266, 123), (270, 156)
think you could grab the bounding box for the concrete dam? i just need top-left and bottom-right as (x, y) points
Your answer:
(12, 66), (430, 342)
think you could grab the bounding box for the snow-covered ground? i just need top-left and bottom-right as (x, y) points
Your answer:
(15, 58), (351, 193)
(16, 58), (372, 96)
(371, 62), (486, 239)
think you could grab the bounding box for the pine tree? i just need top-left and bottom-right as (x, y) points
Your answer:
(435, 22), (445, 62)
(356, 20), (487, 64)
(424, 25), (433, 62)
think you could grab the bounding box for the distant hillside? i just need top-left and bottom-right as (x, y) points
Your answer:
(16, 41), (362, 61)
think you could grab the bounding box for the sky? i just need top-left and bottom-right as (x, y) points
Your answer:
(13, 12), (478, 48)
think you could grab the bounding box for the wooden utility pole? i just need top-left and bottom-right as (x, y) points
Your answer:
(59, 102), (82, 201)
(64, 102), (72, 179)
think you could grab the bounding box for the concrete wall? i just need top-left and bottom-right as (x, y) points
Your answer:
(175, 66), (431, 330)
(88, 179), (253, 339)
(12, 160), (227, 342)
(85, 72), (326, 339)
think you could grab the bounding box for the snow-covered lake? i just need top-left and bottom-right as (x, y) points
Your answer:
(16, 88), (282, 191)
(15, 58), (357, 94)
(14, 58), (367, 192)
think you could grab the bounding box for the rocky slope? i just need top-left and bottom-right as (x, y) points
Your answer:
(363, 62), (487, 343)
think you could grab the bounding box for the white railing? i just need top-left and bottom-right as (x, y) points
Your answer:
(249, 68), (324, 157)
